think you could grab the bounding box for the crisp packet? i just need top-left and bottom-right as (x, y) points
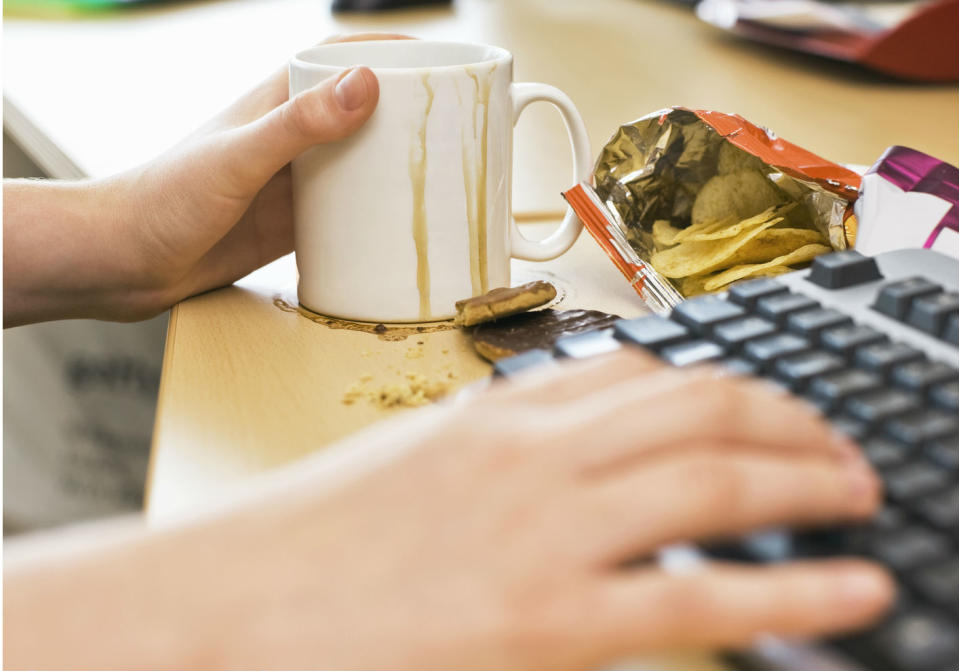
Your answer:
(564, 107), (862, 311)
(855, 146), (959, 259)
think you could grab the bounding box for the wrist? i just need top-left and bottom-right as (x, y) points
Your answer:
(3, 177), (174, 325)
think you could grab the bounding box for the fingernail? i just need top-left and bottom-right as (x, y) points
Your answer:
(838, 568), (888, 605)
(831, 429), (861, 459)
(845, 458), (877, 499)
(334, 68), (369, 112)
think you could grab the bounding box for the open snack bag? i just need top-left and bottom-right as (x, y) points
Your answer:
(564, 107), (861, 313)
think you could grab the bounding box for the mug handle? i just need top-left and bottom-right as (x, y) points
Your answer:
(508, 82), (592, 261)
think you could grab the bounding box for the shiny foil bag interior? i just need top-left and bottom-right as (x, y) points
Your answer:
(591, 108), (862, 285)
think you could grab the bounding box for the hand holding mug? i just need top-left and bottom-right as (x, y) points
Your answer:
(4, 34), (402, 326)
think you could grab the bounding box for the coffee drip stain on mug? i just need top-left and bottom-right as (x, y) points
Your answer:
(273, 297), (455, 341)
(463, 64), (496, 297)
(409, 73), (435, 321)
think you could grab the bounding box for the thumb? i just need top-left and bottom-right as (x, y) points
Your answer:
(219, 66), (379, 193)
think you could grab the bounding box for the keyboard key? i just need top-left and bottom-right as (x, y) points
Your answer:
(726, 277), (788, 309)
(871, 526), (950, 570)
(855, 342), (925, 377)
(931, 381), (959, 412)
(873, 503), (908, 530)
(820, 324), (887, 357)
(554, 329), (621, 359)
(773, 351), (845, 391)
(845, 389), (921, 424)
(756, 293), (819, 325)
(493, 349), (556, 378)
(871, 610), (959, 670)
(862, 437), (910, 469)
(945, 313), (959, 346)
(806, 250), (883, 289)
(885, 462), (952, 501)
(926, 436), (959, 470)
(720, 357), (760, 377)
(873, 277), (943, 321)
(885, 410), (959, 447)
(671, 295), (744, 336)
(907, 291), (959, 336)
(743, 333), (811, 369)
(613, 315), (688, 351)
(832, 415), (870, 442)
(912, 559), (959, 611)
(660, 340), (725, 367)
(786, 308), (853, 341)
(712, 316), (777, 351)
(808, 369), (882, 411)
(916, 488), (959, 531)
(891, 360), (959, 395)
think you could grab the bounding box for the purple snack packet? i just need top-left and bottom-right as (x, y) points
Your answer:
(855, 146), (959, 259)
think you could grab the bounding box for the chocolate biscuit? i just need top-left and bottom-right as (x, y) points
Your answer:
(454, 281), (557, 327)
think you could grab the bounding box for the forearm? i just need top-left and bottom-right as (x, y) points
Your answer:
(2, 178), (166, 326)
(3, 510), (272, 671)
(4, 514), (225, 671)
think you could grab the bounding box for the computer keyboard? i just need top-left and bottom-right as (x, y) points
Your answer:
(493, 248), (959, 671)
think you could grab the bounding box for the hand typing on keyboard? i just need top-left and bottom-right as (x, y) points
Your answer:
(499, 249), (959, 671)
(5, 346), (892, 671)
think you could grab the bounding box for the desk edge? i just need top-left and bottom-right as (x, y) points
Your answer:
(144, 303), (180, 512)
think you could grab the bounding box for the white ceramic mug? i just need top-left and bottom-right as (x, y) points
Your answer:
(290, 40), (591, 322)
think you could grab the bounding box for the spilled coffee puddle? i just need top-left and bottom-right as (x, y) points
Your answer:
(273, 297), (456, 342)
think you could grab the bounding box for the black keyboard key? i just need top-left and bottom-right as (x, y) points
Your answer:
(786, 308), (853, 341)
(855, 342), (925, 377)
(926, 436), (959, 470)
(743, 333), (811, 369)
(808, 369), (882, 411)
(891, 360), (959, 395)
(885, 462), (952, 501)
(871, 610), (959, 670)
(726, 277), (789, 309)
(832, 414), (870, 442)
(671, 295), (744, 336)
(907, 291), (959, 336)
(912, 559), (959, 612)
(863, 437), (910, 469)
(873, 503), (908, 530)
(712, 316), (777, 351)
(554, 329), (621, 359)
(773, 351), (845, 391)
(886, 410), (959, 447)
(720, 357), (760, 377)
(807, 250), (883, 289)
(845, 389), (921, 424)
(820, 324), (887, 357)
(931, 381), (959, 412)
(660, 340), (725, 367)
(493, 349), (555, 378)
(916, 488), (959, 531)
(755, 293), (820, 325)
(945, 313), (959, 346)
(871, 526), (950, 570)
(613, 315), (688, 351)
(874, 276), (943, 321)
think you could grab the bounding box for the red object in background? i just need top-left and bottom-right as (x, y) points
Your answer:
(714, 0), (959, 82)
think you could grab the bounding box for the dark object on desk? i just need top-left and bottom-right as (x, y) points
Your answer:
(473, 309), (620, 362)
(332, 0), (450, 11)
(494, 247), (959, 671)
(696, 0), (959, 82)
